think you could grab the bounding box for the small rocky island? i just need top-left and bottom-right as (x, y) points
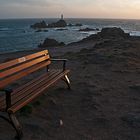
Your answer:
(38, 38), (65, 48)
(30, 21), (47, 29)
(47, 15), (67, 28)
(31, 15), (67, 29)
(31, 15), (83, 29)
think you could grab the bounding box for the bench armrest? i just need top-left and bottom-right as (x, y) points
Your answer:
(51, 58), (68, 71)
(0, 88), (13, 93)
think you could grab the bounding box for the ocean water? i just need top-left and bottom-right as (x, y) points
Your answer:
(0, 18), (140, 53)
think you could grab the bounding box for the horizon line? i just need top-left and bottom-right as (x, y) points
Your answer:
(0, 17), (140, 20)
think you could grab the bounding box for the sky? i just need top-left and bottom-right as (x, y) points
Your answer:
(0, 0), (140, 19)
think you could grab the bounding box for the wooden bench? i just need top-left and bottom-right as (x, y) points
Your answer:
(0, 50), (70, 139)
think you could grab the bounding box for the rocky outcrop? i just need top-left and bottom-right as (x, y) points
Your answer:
(80, 27), (130, 43)
(35, 29), (48, 32)
(47, 19), (67, 28)
(67, 27), (132, 47)
(98, 27), (130, 39)
(38, 38), (65, 48)
(31, 18), (84, 29)
(30, 21), (47, 29)
(75, 23), (82, 26)
(31, 19), (67, 29)
(79, 28), (99, 32)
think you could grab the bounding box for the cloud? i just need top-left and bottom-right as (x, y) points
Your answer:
(0, 0), (54, 8)
(0, 0), (140, 19)
(0, 0), (67, 18)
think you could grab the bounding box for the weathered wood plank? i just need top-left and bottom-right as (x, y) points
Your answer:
(0, 60), (51, 89)
(0, 50), (48, 70)
(8, 70), (70, 113)
(0, 55), (50, 79)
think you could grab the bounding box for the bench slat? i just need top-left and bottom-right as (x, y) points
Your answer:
(12, 70), (58, 94)
(0, 60), (51, 89)
(0, 70), (61, 110)
(0, 50), (48, 70)
(0, 55), (50, 79)
(0, 70), (58, 103)
(11, 70), (61, 105)
(8, 70), (70, 113)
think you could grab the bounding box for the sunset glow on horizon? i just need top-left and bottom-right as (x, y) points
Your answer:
(0, 0), (140, 19)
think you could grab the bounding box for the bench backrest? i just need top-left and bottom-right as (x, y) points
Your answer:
(0, 50), (50, 89)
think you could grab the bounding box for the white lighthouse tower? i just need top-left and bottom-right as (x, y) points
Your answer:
(61, 14), (64, 20)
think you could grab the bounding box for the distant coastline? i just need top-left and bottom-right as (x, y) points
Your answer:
(0, 18), (140, 54)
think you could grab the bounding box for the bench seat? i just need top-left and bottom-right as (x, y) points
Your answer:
(0, 69), (69, 113)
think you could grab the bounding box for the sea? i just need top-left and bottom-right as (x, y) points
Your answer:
(0, 18), (140, 54)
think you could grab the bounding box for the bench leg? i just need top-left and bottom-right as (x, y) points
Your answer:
(0, 113), (23, 139)
(62, 75), (71, 89)
(9, 114), (23, 140)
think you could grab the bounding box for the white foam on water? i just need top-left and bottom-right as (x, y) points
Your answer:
(130, 31), (140, 36)
(0, 27), (9, 31)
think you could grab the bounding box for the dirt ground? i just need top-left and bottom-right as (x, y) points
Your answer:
(0, 32), (140, 140)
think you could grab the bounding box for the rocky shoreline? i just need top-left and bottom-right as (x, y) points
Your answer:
(0, 27), (140, 140)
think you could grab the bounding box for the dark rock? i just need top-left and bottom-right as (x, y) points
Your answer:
(98, 27), (130, 39)
(96, 28), (99, 31)
(35, 29), (48, 32)
(47, 19), (67, 28)
(35, 30), (42, 32)
(75, 23), (82, 26)
(31, 18), (67, 29)
(38, 38), (65, 48)
(79, 28), (99, 32)
(77, 27), (130, 43)
(56, 28), (68, 31)
(44, 30), (48, 32)
(31, 20), (47, 29)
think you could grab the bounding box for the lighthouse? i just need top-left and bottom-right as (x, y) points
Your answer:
(61, 14), (64, 20)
